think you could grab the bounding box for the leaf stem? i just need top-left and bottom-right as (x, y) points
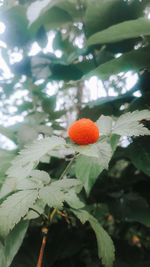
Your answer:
(49, 208), (57, 224)
(29, 208), (45, 218)
(59, 152), (79, 180)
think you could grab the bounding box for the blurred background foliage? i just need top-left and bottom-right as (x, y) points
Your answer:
(0, 0), (150, 266)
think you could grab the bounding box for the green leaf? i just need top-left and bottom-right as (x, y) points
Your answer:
(24, 199), (45, 220)
(73, 209), (115, 267)
(0, 149), (16, 176)
(127, 137), (150, 176)
(36, 26), (48, 48)
(113, 110), (150, 136)
(85, 47), (150, 80)
(71, 143), (99, 158)
(0, 190), (38, 237)
(1, 6), (31, 47)
(75, 155), (103, 195)
(74, 140), (112, 195)
(0, 221), (28, 267)
(0, 242), (5, 267)
(96, 115), (113, 135)
(52, 178), (82, 190)
(30, 170), (51, 185)
(85, 0), (120, 36)
(39, 179), (82, 209)
(6, 136), (65, 179)
(85, 0), (147, 37)
(87, 18), (150, 46)
(65, 189), (85, 209)
(17, 125), (38, 147)
(97, 141), (112, 169)
(39, 185), (65, 209)
(0, 125), (16, 142)
(30, 6), (72, 34)
(0, 170), (50, 199)
(57, 0), (80, 19)
(109, 134), (120, 154)
(89, 217), (115, 267)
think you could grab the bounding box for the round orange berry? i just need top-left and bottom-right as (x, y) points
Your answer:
(68, 118), (99, 145)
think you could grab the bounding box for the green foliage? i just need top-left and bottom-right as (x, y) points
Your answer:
(0, 0), (150, 266)
(87, 18), (150, 45)
(75, 155), (103, 195)
(127, 136), (150, 176)
(0, 221), (29, 267)
(73, 209), (115, 267)
(0, 190), (37, 237)
(6, 136), (65, 179)
(86, 47), (150, 80)
(113, 110), (150, 136)
(96, 115), (113, 135)
(39, 179), (82, 209)
(30, 6), (72, 33)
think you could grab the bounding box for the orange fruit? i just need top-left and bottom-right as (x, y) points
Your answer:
(68, 118), (99, 145)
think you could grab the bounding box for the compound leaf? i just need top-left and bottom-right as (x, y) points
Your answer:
(0, 190), (38, 237)
(6, 136), (65, 179)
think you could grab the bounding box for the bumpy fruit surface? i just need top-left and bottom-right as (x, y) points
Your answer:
(68, 118), (99, 145)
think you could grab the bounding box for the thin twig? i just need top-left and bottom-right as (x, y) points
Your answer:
(49, 208), (57, 224)
(58, 152), (79, 180)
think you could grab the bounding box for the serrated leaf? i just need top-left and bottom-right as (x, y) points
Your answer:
(30, 170), (51, 186)
(52, 178), (82, 191)
(0, 149), (16, 175)
(0, 178), (17, 200)
(115, 110), (150, 123)
(0, 177), (38, 199)
(7, 136), (65, 179)
(0, 190), (38, 237)
(39, 185), (65, 209)
(39, 179), (82, 209)
(73, 209), (115, 267)
(114, 123), (150, 137)
(75, 155), (103, 196)
(96, 115), (113, 135)
(17, 125), (38, 147)
(65, 189), (85, 209)
(24, 199), (45, 220)
(87, 18), (150, 46)
(0, 170), (50, 199)
(97, 141), (112, 169)
(113, 110), (150, 136)
(0, 221), (29, 267)
(71, 143), (99, 158)
(89, 216), (115, 267)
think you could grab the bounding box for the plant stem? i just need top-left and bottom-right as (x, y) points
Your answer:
(59, 152), (79, 180)
(49, 208), (57, 224)
(37, 234), (47, 267)
(37, 208), (57, 267)
(36, 152), (78, 267)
